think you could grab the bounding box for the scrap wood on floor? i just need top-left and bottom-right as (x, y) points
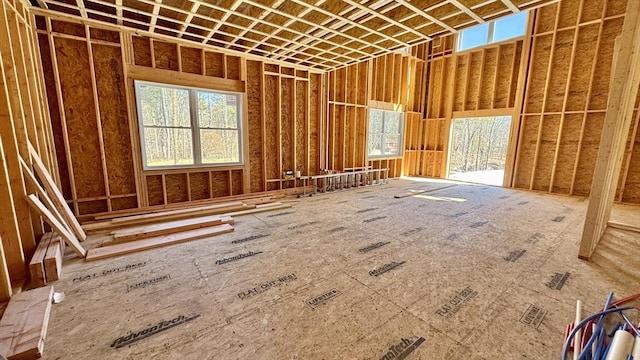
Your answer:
(105, 214), (235, 245)
(82, 198), (291, 261)
(86, 223), (235, 261)
(0, 286), (54, 360)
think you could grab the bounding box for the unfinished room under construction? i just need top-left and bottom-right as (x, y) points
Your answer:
(0, 0), (639, 358)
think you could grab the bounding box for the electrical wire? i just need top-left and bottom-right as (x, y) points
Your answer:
(569, 292), (640, 360)
(561, 306), (634, 360)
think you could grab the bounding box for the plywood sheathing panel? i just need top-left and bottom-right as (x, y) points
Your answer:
(92, 44), (137, 197)
(479, 48), (497, 110)
(246, 60), (264, 192)
(211, 171), (230, 197)
(111, 196), (138, 211)
(146, 175), (164, 206)
(204, 51), (224, 77)
(532, 115), (560, 191)
(295, 79), (307, 175)
(552, 114), (583, 193)
(180, 46), (202, 75)
(132, 36), (152, 67)
(573, 113), (604, 196)
(588, 18), (623, 111)
(231, 170), (243, 196)
(188, 172), (209, 201)
(78, 199), (108, 215)
(38, 34), (72, 199)
(525, 35), (552, 114)
(165, 173), (189, 203)
(152, 40), (179, 71)
(308, 74), (320, 175)
(54, 37), (105, 199)
(280, 77), (294, 173)
(565, 24), (598, 112)
(621, 126), (640, 202)
(264, 74), (279, 180)
(226, 55), (240, 80)
(514, 116), (540, 188)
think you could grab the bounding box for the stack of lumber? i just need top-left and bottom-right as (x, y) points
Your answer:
(82, 199), (291, 234)
(28, 233), (64, 287)
(84, 199), (291, 262)
(22, 143), (87, 259)
(0, 286), (54, 360)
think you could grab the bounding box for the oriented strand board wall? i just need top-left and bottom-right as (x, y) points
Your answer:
(513, 0), (640, 203)
(36, 16), (323, 216)
(1, 0), (58, 291)
(407, 0), (640, 205)
(326, 46), (428, 178)
(404, 35), (523, 179)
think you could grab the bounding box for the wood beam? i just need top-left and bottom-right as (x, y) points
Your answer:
(229, 0), (285, 50)
(288, 0), (410, 47)
(115, 0), (122, 25)
(200, 0), (241, 45)
(499, 0), (520, 13)
(395, 0), (456, 33)
(148, 0), (162, 32)
(177, 1), (199, 37)
(342, 0), (431, 41)
(448, 0), (484, 23)
(242, 0), (385, 54)
(579, 0), (640, 259)
(74, 0), (87, 18)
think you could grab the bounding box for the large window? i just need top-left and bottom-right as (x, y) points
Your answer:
(458, 11), (528, 52)
(135, 81), (242, 169)
(368, 109), (404, 158)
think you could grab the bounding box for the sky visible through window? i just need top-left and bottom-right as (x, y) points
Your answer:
(459, 23), (489, 52)
(493, 12), (528, 42)
(458, 12), (528, 51)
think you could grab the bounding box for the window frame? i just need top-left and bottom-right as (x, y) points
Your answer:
(367, 108), (405, 159)
(134, 80), (244, 170)
(457, 11), (528, 53)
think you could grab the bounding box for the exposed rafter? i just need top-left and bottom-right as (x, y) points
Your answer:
(148, 0), (162, 32)
(448, 0), (485, 23)
(177, 2), (200, 38)
(395, 0), (456, 33)
(342, 0), (431, 41)
(34, 0), (557, 70)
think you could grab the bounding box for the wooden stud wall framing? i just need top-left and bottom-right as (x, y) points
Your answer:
(35, 14), (323, 216)
(1, 0), (59, 295)
(512, 0), (640, 203)
(403, 35), (523, 180)
(579, 0), (640, 258)
(325, 49), (424, 179)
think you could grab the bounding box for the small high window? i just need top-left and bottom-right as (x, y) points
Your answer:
(458, 11), (528, 52)
(368, 109), (404, 158)
(135, 81), (243, 169)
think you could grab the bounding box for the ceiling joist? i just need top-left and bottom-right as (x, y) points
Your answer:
(34, 0), (559, 70)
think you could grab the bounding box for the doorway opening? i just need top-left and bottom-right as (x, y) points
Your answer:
(447, 116), (511, 186)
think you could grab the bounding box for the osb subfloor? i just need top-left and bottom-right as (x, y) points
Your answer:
(44, 178), (640, 359)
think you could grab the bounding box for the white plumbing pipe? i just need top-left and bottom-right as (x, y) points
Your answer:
(573, 300), (582, 360)
(604, 330), (634, 360)
(632, 335), (640, 359)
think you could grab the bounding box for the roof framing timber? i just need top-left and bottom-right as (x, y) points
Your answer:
(33, 0), (559, 70)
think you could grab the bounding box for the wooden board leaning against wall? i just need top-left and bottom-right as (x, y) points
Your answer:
(1, 0), (61, 295)
(34, 14), (324, 217)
